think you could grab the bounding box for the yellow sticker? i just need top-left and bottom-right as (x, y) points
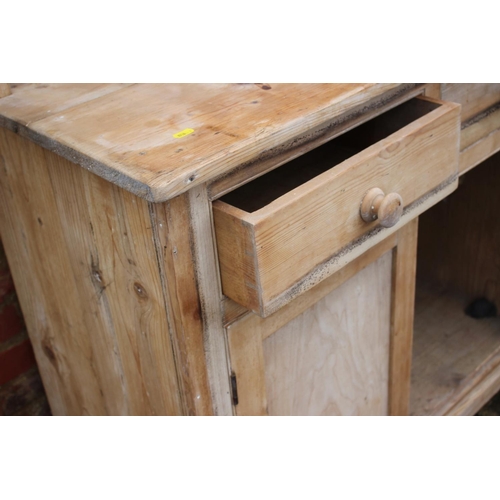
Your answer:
(173, 128), (194, 139)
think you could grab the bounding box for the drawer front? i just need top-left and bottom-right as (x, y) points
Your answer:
(214, 96), (461, 316)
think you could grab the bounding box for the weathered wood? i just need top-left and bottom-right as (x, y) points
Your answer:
(226, 321), (267, 416)
(149, 196), (214, 415)
(262, 252), (392, 416)
(460, 124), (500, 175)
(209, 84), (426, 199)
(445, 353), (500, 416)
(0, 84), (415, 202)
(441, 83), (500, 122)
(186, 185), (233, 415)
(0, 128), (182, 415)
(411, 283), (500, 416)
(461, 103), (500, 150)
(214, 97), (460, 316)
(226, 235), (396, 416)
(413, 154), (500, 415)
(423, 83), (441, 100)
(0, 84), (11, 98)
(389, 218), (418, 416)
(0, 83), (133, 124)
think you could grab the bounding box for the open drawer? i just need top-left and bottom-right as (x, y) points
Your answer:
(213, 96), (461, 317)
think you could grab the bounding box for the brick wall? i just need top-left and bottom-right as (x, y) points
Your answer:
(0, 240), (51, 416)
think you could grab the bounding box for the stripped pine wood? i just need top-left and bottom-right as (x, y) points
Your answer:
(227, 322), (268, 416)
(222, 297), (248, 327)
(461, 104), (500, 150)
(0, 128), (182, 415)
(413, 153), (500, 415)
(460, 126), (500, 175)
(227, 235), (396, 345)
(441, 83), (500, 122)
(410, 284), (500, 416)
(150, 187), (233, 415)
(0, 84), (11, 98)
(262, 252), (392, 416)
(445, 352), (500, 416)
(226, 235), (397, 415)
(0, 83), (132, 123)
(209, 84), (425, 199)
(149, 196), (213, 415)
(214, 97), (460, 316)
(186, 185), (233, 415)
(389, 218), (418, 415)
(0, 84), (413, 202)
(423, 83), (441, 100)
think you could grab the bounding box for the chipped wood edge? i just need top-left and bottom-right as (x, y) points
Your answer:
(389, 218), (418, 416)
(0, 84), (11, 98)
(229, 233), (397, 343)
(258, 176), (458, 317)
(187, 184), (233, 416)
(226, 318), (268, 416)
(445, 349), (500, 416)
(0, 116), (156, 201)
(209, 84), (425, 200)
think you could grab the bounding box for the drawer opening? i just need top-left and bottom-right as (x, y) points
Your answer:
(221, 97), (441, 213)
(411, 151), (500, 415)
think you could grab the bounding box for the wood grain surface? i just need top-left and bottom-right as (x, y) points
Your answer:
(0, 128), (182, 415)
(442, 83), (500, 122)
(214, 97), (460, 316)
(0, 84), (414, 201)
(226, 235), (397, 416)
(262, 252), (392, 416)
(411, 283), (500, 416)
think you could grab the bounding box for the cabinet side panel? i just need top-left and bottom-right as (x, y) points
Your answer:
(262, 252), (392, 416)
(0, 128), (182, 415)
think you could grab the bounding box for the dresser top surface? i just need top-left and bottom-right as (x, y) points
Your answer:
(0, 83), (411, 201)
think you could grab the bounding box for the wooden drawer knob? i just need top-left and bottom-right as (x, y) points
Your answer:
(360, 188), (403, 228)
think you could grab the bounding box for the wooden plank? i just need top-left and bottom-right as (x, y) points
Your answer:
(209, 84), (426, 199)
(460, 103), (500, 150)
(151, 186), (233, 415)
(0, 84), (413, 202)
(226, 322), (267, 416)
(149, 196), (214, 416)
(187, 185), (233, 415)
(262, 252), (393, 416)
(445, 354), (500, 416)
(0, 128), (182, 415)
(0, 83), (133, 124)
(459, 126), (500, 175)
(441, 83), (500, 122)
(410, 283), (500, 416)
(228, 234), (397, 344)
(0, 84), (11, 98)
(389, 218), (418, 416)
(214, 98), (460, 316)
(222, 297), (248, 327)
(423, 84), (441, 100)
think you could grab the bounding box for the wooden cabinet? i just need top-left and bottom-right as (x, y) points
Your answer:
(0, 83), (499, 416)
(226, 223), (417, 415)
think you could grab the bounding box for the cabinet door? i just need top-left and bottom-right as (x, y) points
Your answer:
(226, 220), (418, 416)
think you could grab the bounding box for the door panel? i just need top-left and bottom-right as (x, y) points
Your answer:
(263, 252), (392, 416)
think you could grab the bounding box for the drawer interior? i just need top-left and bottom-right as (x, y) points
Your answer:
(411, 151), (500, 415)
(220, 97), (441, 213)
